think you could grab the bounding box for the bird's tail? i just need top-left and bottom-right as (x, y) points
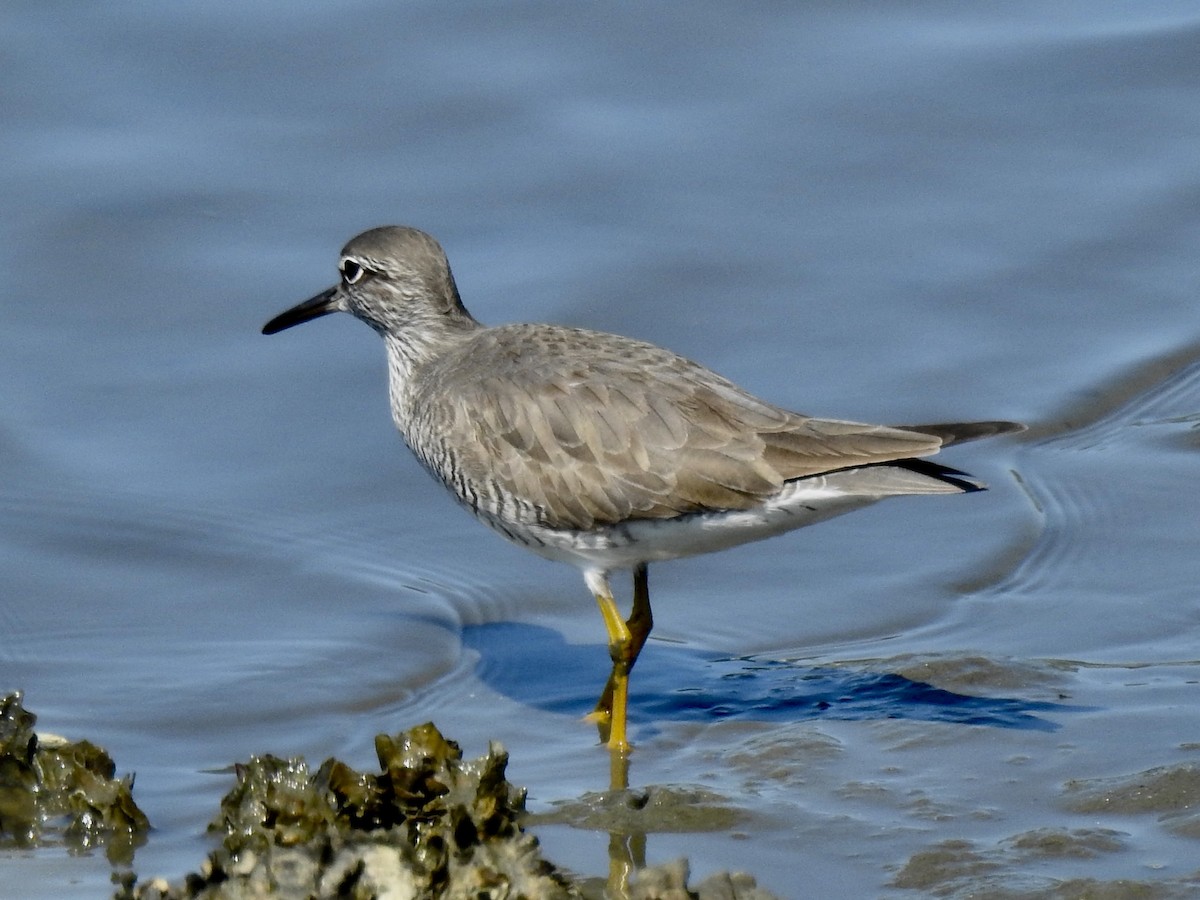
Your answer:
(888, 458), (987, 493)
(898, 420), (1025, 448)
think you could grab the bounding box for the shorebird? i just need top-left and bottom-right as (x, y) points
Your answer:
(263, 226), (1020, 752)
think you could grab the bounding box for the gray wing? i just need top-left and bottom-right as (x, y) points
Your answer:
(418, 326), (945, 530)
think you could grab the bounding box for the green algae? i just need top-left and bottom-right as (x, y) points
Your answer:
(4, 695), (776, 899)
(0, 691), (149, 866)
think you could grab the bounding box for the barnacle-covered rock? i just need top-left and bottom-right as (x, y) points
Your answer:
(119, 721), (575, 899)
(0, 691), (148, 865)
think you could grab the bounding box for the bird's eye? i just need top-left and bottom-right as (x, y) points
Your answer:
(340, 259), (365, 284)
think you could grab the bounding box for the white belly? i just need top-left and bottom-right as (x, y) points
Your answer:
(475, 465), (963, 574)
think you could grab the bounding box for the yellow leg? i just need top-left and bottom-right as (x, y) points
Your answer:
(589, 565), (653, 754)
(626, 563), (653, 669)
(595, 590), (631, 649)
(592, 591), (631, 751)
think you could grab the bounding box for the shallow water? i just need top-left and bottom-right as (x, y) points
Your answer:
(4, 2), (1200, 897)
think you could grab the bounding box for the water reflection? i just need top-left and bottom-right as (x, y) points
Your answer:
(472, 620), (1082, 896)
(464, 620), (1078, 737)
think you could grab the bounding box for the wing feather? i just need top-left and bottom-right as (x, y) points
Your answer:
(412, 325), (951, 530)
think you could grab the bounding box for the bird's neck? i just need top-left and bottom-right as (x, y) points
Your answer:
(382, 316), (480, 423)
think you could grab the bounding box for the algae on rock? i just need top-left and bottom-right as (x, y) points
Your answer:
(0, 691), (149, 866)
(121, 721), (575, 899)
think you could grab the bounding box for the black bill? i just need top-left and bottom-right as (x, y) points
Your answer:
(262, 285), (339, 335)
